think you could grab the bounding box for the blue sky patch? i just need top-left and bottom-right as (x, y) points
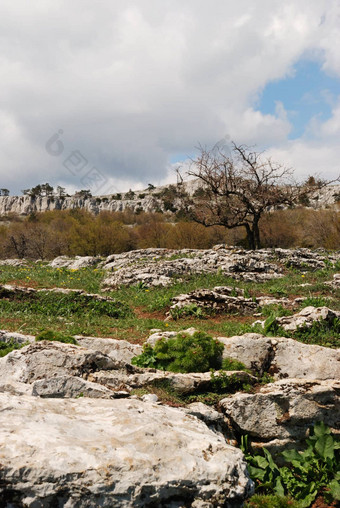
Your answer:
(258, 59), (340, 139)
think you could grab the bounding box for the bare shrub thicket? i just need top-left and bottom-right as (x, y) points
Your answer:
(0, 207), (338, 259)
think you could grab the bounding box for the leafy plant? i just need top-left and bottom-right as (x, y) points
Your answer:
(35, 330), (78, 345)
(170, 304), (206, 320)
(131, 331), (224, 373)
(243, 422), (340, 507)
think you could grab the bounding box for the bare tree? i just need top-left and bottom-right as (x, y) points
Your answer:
(185, 142), (338, 250)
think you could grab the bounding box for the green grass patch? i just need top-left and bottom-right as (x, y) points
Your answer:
(0, 263), (104, 293)
(244, 495), (299, 507)
(0, 339), (27, 357)
(221, 357), (249, 371)
(35, 330), (78, 345)
(0, 291), (131, 319)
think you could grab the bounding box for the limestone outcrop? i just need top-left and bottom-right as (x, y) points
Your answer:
(0, 325), (339, 504)
(0, 393), (253, 507)
(0, 182), (339, 216)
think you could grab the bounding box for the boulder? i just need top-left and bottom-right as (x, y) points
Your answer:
(101, 248), (284, 288)
(325, 273), (340, 289)
(220, 379), (340, 451)
(270, 336), (340, 380)
(76, 336), (142, 364)
(276, 306), (340, 331)
(168, 287), (257, 318)
(0, 329), (35, 345)
(49, 255), (101, 269)
(0, 341), (118, 385)
(217, 334), (340, 380)
(0, 393), (253, 507)
(218, 334), (273, 376)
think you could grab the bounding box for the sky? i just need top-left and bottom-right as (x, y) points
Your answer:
(1, 0), (340, 196)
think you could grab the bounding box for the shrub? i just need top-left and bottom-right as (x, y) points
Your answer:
(131, 331), (224, 373)
(35, 330), (78, 345)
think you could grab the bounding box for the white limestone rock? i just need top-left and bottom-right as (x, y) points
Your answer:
(0, 393), (254, 507)
(276, 306), (340, 331)
(0, 341), (118, 385)
(31, 375), (117, 399)
(220, 379), (340, 450)
(76, 336), (142, 364)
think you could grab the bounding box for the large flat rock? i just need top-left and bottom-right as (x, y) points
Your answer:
(0, 394), (253, 507)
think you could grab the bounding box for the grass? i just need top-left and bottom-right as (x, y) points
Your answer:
(35, 330), (78, 345)
(244, 495), (299, 507)
(0, 263), (104, 293)
(0, 261), (338, 346)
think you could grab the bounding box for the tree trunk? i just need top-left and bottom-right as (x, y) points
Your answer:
(253, 217), (261, 249)
(245, 224), (255, 250)
(245, 218), (261, 250)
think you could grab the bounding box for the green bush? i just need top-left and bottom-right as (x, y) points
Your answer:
(35, 330), (78, 345)
(242, 422), (340, 507)
(131, 331), (224, 373)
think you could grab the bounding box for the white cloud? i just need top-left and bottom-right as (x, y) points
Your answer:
(0, 0), (339, 194)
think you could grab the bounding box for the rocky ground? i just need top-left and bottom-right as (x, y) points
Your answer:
(0, 247), (339, 507)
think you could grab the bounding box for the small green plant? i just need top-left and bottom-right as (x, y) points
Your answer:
(35, 330), (78, 345)
(293, 318), (340, 348)
(131, 331), (224, 373)
(221, 357), (249, 371)
(300, 296), (332, 308)
(242, 422), (340, 507)
(210, 370), (252, 393)
(170, 304), (206, 320)
(0, 339), (27, 357)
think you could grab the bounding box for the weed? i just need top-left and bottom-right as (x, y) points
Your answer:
(292, 318), (340, 348)
(300, 296), (333, 308)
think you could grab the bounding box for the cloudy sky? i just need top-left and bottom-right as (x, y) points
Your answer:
(1, 0), (340, 195)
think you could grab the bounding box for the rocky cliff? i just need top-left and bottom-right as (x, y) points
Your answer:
(0, 182), (338, 216)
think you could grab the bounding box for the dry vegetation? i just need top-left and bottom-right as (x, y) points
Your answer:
(0, 206), (339, 259)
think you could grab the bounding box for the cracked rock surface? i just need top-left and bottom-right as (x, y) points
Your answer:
(0, 393), (253, 507)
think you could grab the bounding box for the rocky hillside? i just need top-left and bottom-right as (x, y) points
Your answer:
(0, 247), (339, 506)
(0, 181), (339, 216)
